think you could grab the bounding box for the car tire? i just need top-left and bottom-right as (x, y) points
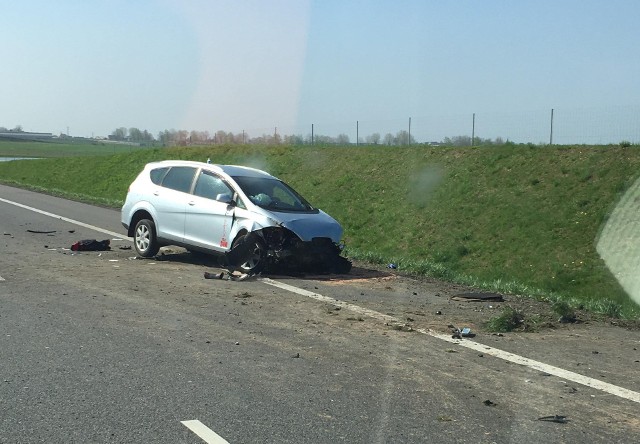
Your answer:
(333, 255), (353, 274)
(134, 219), (160, 258)
(231, 233), (266, 274)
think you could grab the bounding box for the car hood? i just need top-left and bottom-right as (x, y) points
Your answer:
(262, 209), (343, 243)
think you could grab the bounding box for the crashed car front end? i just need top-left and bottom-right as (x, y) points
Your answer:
(226, 171), (351, 273)
(236, 209), (351, 274)
(256, 226), (350, 273)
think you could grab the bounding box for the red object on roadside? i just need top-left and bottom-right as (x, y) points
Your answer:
(71, 239), (111, 251)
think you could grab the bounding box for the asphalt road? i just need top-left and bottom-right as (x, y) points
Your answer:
(1, 184), (639, 443)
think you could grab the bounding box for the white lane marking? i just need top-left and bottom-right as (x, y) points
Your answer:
(181, 420), (230, 444)
(0, 197), (131, 240)
(0, 275), (5, 281)
(260, 278), (640, 405)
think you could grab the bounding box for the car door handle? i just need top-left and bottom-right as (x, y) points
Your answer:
(153, 191), (160, 196)
(188, 201), (195, 206)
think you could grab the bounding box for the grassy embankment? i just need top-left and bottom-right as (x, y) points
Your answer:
(0, 138), (150, 158)
(1, 140), (639, 318)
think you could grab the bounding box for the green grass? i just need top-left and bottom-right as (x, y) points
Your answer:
(485, 307), (526, 332)
(1, 141), (640, 318)
(0, 139), (153, 157)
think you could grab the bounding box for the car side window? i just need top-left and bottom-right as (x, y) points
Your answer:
(149, 167), (169, 185)
(193, 171), (233, 200)
(161, 167), (196, 193)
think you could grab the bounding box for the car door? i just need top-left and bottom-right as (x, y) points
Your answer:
(183, 170), (236, 251)
(154, 166), (197, 242)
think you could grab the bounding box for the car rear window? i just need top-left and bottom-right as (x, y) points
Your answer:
(161, 166), (196, 193)
(149, 167), (169, 185)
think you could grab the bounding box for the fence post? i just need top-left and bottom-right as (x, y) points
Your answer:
(550, 108), (554, 145)
(357, 121), (359, 146)
(472, 113), (475, 146)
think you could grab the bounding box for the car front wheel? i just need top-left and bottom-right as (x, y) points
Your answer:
(134, 219), (160, 258)
(231, 233), (266, 274)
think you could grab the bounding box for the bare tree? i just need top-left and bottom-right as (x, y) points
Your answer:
(284, 134), (304, 145)
(395, 130), (415, 146)
(366, 133), (381, 145)
(129, 127), (142, 141)
(336, 133), (350, 145)
(111, 127), (127, 140)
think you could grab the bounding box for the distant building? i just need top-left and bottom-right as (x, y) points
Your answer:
(0, 131), (54, 141)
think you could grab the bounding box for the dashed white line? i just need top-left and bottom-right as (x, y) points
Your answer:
(0, 197), (130, 240)
(181, 420), (230, 444)
(260, 277), (640, 405)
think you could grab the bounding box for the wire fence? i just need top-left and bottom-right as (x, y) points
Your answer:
(231, 106), (640, 146)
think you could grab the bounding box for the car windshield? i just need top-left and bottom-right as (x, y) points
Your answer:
(231, 176), (314, 212)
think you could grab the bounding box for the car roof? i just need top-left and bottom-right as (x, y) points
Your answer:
(146, 160), (275, 179)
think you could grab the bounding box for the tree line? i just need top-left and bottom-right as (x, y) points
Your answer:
(106, 127), (505, 147)
(3, 124), (507, 146)
(0, 125), (24, 132)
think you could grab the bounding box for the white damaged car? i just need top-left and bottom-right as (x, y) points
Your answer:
(121, 160), (351, 274)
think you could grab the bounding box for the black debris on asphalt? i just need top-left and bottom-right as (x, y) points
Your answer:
(71, 239), (111, 251)
(450, 292), (505, 302)
(538, 415), (569, 424)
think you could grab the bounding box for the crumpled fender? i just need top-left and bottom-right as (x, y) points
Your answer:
(227, 210), (281, 245)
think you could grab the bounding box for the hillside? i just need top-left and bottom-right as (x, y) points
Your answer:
(1, 143), (639, 317)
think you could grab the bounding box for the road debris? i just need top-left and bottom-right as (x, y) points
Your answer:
(451, 292), (505, 302)
(450, 325), (475, 339)
(27, 229), (56, 234)
(483, 400), (496, 407)
(204, 271), (256, 281)
(387, 322), (414, 332)
(538, 415), (569, 424)
(71, 239), (111, 251)
(204, 271), (225, 280)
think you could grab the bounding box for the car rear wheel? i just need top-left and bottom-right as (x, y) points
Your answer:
(231, 233), (266, 274)
(134, 219), (160, 257)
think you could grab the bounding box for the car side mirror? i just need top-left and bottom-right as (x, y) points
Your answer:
(215, 193), (234, 205)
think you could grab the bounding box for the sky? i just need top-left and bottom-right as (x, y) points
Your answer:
(1, 0), (639, 143)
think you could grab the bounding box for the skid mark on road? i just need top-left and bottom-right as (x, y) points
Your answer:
(0, 197), (130, 240)
(261, 278), (640, 405)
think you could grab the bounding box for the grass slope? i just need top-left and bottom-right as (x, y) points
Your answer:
(1, 142), (639, 317)
(0, 139), (149, 158)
